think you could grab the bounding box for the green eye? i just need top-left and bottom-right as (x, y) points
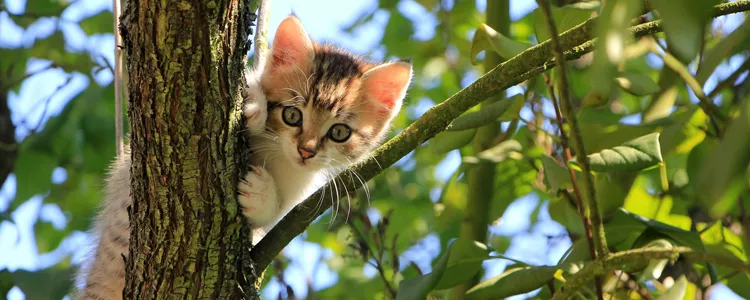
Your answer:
(282, 107), (302, 126)
(328, 124), (352, 143)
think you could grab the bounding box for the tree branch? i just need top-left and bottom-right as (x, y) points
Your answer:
(535, 1), (606, 298)
(253, 0), (271, 68)
(113, 0), (124, 157)
(249, 0), (750, 272)
(552, 246), (750, 300)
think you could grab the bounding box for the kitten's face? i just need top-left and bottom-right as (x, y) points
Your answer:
(258, 16), (412, 171)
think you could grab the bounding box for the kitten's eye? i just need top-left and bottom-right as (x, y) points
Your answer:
(282, 107), (302, 126)
(328, 124), (352, 143)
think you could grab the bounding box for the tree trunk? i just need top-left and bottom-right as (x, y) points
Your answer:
(120, 0), (261, 298)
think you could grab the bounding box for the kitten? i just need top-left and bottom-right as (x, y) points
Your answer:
(77, 15), (411, 299)
(237, 15), (413, 237)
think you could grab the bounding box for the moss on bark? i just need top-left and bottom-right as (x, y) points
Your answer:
(121, 0), (260, 298)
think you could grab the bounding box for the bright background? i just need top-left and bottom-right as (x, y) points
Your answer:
(0, 0), (746, 299)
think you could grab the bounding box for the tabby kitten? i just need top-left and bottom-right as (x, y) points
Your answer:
(238, 15), (412, 234)
(78, 15), (411, 299)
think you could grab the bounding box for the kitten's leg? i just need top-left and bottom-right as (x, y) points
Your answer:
(237, 165), (280, 227)
(242, 72), (267, 134)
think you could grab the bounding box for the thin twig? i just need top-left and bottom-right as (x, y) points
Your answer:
(253, 0), (271, 68)
(552, 246), (750, 300)
(535, 0), (606, 298)
(542, 73), (599, 280)
(738, 196), (750, 257)
(114, 0), (124, 156)
(249, 1), (750, 272)
(650, 46), (727, 125)
(707, 58), (750, 99)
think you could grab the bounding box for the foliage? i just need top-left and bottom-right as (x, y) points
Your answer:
(1, 0), (750, 299)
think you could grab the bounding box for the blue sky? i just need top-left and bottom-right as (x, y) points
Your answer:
(0, 0), (746, 299)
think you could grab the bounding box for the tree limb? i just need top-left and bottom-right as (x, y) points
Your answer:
(250, 0), (750, 273)
(535, 0), (606, 298)
(552, 246), (750, 300)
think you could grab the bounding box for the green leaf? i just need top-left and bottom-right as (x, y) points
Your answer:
(396, 244), (452, 300)
(656, 275), (688, 300)
(659, 106), (707, 155)
(12, 267), (75, 300)
(532, 3), (596, 43)
(541, 155), (572, 192)
(79, 10), (115, 36)
(463, 140), (522, 164)
(574, 133), (663, 172)
(29, 31), (96, 74)
(25, 0), (69, 16)
(34, 218), (67, 253)
(697, 97), (750, 217)
(0, 48), (30, 92)
(434, 239), (491, 290)
(609, 209), (704, 251)
(595, 172), (637, 218)
(548, 196), (586, 236)
(470, 23), (532, 65)
(579, 120), (662, 154)
(465, 265), (557, 300)
(652, 0), (721, 62)
(12, 150), (57, 208)
(696, 20), (750, 84)
(615, 72), (660, 96)
(638, 239), (672, 282)
(447, 94), (525, 131)
(590, 0), (643, 97)
(428, 129), (476, 154)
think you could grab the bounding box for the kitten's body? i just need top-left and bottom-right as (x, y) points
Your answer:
(78, 15), (412, 299)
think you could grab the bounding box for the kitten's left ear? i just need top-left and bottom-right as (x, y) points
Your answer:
(360, 61), (413, 119)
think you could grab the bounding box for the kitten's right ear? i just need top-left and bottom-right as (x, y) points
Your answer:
(267, 15), (314, 71)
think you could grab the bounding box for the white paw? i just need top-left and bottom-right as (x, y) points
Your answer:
(243, 100), (267, 135)
(237, 166), (279, 227)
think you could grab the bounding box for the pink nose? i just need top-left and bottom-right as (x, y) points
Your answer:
(298, 147), (316, 160)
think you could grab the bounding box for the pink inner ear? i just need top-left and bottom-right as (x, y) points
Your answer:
(363, 63), (412, 110)
(271, 39), (296, 67)
(371, 79), (400, 107)
(269, 16), (312, 69)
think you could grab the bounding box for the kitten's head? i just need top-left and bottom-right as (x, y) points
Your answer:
(259, 15), (412, 170)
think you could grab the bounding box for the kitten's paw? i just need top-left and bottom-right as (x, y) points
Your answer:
(243, 100), (268, 135)
(237, 166), (279, 227)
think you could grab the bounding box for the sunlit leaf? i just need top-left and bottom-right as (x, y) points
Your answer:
(615, 72), (660, 96)
(697, 97), (750, 217)
(696, 20), (750, 84)
(532, 3), (596, 43)
(609, 208), (704, 251)
(656, 275), (688, 300)
(652, 0), (721, 62)
(434, 239), (491, 290)
(591, 0), (643, 97)
(638, 239), (672, 282)
(463, 140), (522, 164)
(80, 10), (115, 36)
(470, 23), (531, 65)
(396, 243), (452, 300)
(572, 133), (663, 172)
(465, 265), (557, 300)
(447, 94), (525, 131)
(428, 129), (476, 154)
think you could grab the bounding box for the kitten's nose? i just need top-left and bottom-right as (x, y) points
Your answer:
(298, 147), (316, 160)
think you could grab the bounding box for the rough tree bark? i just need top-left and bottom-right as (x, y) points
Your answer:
(120, 0), (261, 298)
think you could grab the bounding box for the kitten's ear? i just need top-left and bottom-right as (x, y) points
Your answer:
(360, 61), (413, 119)
(267, 15), (314, 70)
